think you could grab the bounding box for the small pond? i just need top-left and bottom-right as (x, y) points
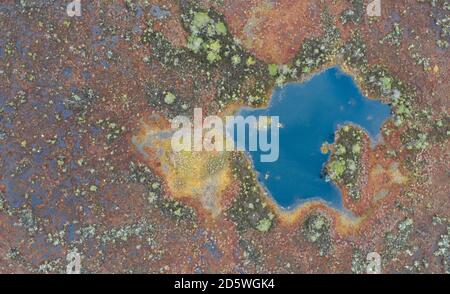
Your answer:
(238, 67), (391, 209)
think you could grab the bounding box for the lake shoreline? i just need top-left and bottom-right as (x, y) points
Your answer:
(222, 65), (392, 224)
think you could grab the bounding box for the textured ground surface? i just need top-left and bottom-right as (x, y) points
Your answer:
(0, 0), (449, 273)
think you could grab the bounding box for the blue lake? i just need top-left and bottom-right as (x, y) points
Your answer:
(238, 67), (391, 209)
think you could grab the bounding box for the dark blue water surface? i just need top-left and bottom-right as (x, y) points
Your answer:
(238, 67), (391, 209)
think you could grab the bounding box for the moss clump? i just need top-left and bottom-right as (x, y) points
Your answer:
(163, 92), (176, 105)
(266, 64), (297, 87)
(381, 23), (403, 47)
(434, 226), (450, 274)
(256, 218), (272, 232)
(340, 0), (365, 25)
(383, 217), (414, 261)
(326, 125), (365, 201)
(328, 159), (346, 180)
(351, 248), (370, 274)
(145, 82), (192, 118)
(402, 126), (430, 151)
(268, 64), (278, 77)
(302, 211), (332, 256)
(180, 1), (272, 107)
(363, 66), (396, 97)
(430, 116), (450, 142)
(185, 12), (227, 60)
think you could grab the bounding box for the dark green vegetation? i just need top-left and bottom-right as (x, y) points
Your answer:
(351, 248), (370, 274)
(363, 66), (414, 125)
(144, 81), (194, 117)
(434, 225), (450, 274)
(326, 125), (365, 201)
(227, 153), (276, 233)
(239, 239), (265, 268)
(430, 0), (450, 49)
(301, 211), (332, 256)
(341, 30), (367, 69)
(400, 109), (449, 181)
(141, 1), (272, 118)
(340, 0), (365, 25)
(383, 218), (414, 262)
(381, 23), (403, 47)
